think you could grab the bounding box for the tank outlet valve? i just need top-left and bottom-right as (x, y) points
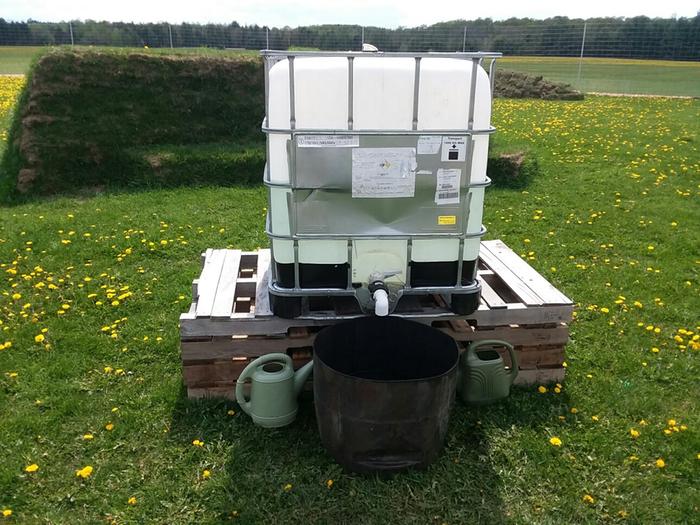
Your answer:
(368, 280), (390, 317)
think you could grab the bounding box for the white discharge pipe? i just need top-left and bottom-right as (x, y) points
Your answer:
(373, 289), (389, 317)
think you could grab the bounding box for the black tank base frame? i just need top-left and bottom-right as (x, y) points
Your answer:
(270, 260), (481, 318)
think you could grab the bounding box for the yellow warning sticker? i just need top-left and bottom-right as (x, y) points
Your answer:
(438, 215), (456, 225)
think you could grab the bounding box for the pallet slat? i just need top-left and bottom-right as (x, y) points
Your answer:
(211, 250), (242, 318)
(478, 243), (544, 306)
(479, 277), (507, 309)
(482, 240), (572, 305)
(194, 249), (227, 317)
(253, 250), (272, 317)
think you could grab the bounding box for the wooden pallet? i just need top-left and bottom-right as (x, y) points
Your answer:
(180, 240), (574, 400)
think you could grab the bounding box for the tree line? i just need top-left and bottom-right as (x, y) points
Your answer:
(0, 16), (698, 60)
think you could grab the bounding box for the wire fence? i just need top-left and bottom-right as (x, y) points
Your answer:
(1, 19), (699, 96)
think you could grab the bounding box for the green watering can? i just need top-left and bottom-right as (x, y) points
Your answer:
(235, 353), (313, 428)
(457, 340), (518, 405)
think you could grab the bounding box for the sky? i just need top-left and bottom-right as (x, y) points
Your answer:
(1, 0), (697, 28)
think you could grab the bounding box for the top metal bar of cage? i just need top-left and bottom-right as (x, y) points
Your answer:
(261, 50), (502, 59)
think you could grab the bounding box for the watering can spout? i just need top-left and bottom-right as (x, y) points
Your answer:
(294, 360), (314, 395)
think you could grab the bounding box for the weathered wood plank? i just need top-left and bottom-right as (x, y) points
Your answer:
(513, 367), (565, 386)
(479, 277), (507, 309)
(194, 249), (228, 317)
(478, 243), (544, 306)
(482, 240), (572, 305)
(181, 333), (316, 362)
(188, 386), (236, 400)
(470, 304), (573, 327)
(211, 250), (242, 319)
(438, 323), (569, 346)
(254, 249), (272, 317)
(211, 250), (241, 318)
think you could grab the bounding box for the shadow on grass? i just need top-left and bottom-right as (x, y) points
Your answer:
(0, 177), (265, 208)
(487, 145), (540, 190)
(169, 384), (568, 523)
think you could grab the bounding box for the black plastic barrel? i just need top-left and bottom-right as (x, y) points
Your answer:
(313, 316), (458, 474)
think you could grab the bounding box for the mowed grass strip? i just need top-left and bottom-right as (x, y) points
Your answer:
(0, 92), (698, 522)
(500, 56), (700, 97)
(0, 45), (256, 75)
(0, 46), (47, 75)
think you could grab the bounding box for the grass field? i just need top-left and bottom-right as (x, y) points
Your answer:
(0, 77), (699, 522)
(499, 56), (700, 97)
(1, 46), (699, 97)
(0, 46), (255, 76)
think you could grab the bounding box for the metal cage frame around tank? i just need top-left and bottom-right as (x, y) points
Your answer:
(261, 50), (502, 298)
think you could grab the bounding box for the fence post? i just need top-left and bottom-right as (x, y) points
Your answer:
(266, 27), (269, 50)
(168, 23), (174, 48)
(577, 21), (587, 84)
(462, 25), (467, 52)
(69, 21), (74, 46)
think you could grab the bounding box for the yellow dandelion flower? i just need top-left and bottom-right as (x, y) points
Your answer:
(549, 436), (562, 447)
(570, 407), (578, 414)
(326, 479), (334, 489)
(591, 415), (599, 422)
(24, 463), (39, 473)
(582, 494), (595, 504)
(537, 386), (548, 394)
(75, 465), (93, 478)
(2, 509), (12, 517)
(83, 433), (94, 440)
(227, 409), (235, 416)
(34, 334), (45, 343)
(192, 439), (204, 447)
(655, 458), (665, 468)
(630, 428), (640, 438)
(283, 483), (293, 492)
(128, 496), (137, 505)
(667, 419), (677, 426)
(105, 423), (114, 431)
(202, 469), (211, 479)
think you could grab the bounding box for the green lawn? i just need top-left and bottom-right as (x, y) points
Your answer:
(0, 95), (699, 523)
(499, 56), (700, 97)
(0, 47), (47, 75)
(0, 46), (256, 75)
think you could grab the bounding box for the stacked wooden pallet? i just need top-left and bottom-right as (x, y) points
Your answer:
(180, 240), (573, 400)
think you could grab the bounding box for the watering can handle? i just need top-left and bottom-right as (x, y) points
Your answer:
(468, 339), (518, 379)
(235, 353), (293, 415)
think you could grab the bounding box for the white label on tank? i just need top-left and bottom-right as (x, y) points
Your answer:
(297, 135), (359, 148)
(352, 148), (416, 199)
(441, 136), (467, 162)
(435, 168), (461, 205)
(417, 135), (442, 155)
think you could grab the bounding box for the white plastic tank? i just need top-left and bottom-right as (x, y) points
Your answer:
(262, 50), (500, 317)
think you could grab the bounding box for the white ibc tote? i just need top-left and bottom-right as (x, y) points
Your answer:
(262, 49), (501, 318)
